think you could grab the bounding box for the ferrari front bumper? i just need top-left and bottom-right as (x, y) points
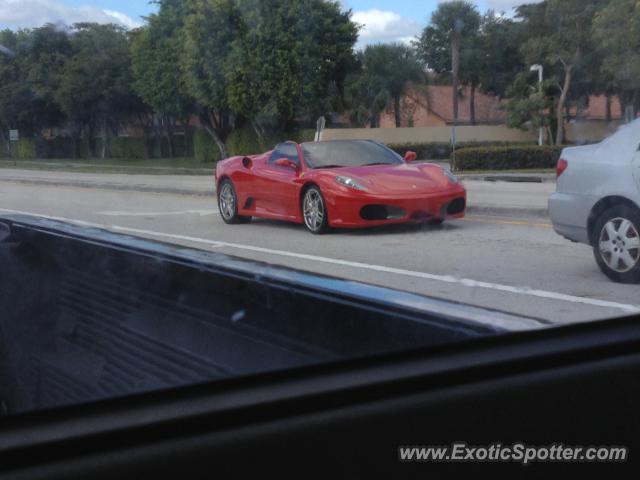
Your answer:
(325, 185), (467, 228)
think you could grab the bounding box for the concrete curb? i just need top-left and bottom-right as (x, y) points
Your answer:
(0, 177), (214, 197)
(466, 205), (549, 219)
(458, 173), (555, 183)
(0, 176), (550, 219)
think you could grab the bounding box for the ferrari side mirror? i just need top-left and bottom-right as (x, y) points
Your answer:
(274, 158), (299, 170)
(404, 151), (417, 162)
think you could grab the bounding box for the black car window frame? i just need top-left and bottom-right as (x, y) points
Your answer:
(269, 143), (300, 165)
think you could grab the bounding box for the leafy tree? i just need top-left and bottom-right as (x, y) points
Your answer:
(592, 0), (640, 120)
(226, 0), (358, 139)
(516, 0), (608, 145)
(344, 43), (424, 127)
(503, 72), (557, 143)
(131, 0), (194, 157)
(0, 29), (33, 152)
(0, 25), (70, 151)
(182, 0), (244, 158)
(415, 0), (481, 124)
(475, 12), (524, 100)
(55, 23), (136, 158)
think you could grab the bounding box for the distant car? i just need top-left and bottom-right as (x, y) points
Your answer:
(215, 139), (466, 234)
(549, 119), (640, 283)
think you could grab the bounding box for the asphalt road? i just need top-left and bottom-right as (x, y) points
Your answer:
(0, 173), (638, 327)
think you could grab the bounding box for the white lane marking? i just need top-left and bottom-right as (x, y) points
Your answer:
(97, 209), (219, 217)
(2, 207), (639, 314)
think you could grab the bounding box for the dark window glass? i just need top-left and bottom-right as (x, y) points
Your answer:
(269, 143), (300, 165)
(302, 140), (403, 169)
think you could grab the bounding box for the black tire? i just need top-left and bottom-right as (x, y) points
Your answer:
(217, 179), (251, 225)
(592, 205), (640, 283)
(301, 186), (330, 234)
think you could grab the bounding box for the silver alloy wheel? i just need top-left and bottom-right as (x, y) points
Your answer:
(598, 217), (640, 273)
(219, 182), (236, 221)
(303, 189), (324, 232)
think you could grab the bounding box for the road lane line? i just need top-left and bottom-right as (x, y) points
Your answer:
(97, 209), (219, 217)
(2, 207), (639, 314)
(463, 216), (552, 228)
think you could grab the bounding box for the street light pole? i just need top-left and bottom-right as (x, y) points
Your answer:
(530, 64), (544, 146)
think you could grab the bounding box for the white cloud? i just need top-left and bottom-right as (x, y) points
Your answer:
(0, 0), (141, 30)
(352, 9), (422, 48)
(482, 0), (543, 14)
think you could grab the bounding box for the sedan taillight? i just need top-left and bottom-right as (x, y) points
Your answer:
(556, 158), (568, 178)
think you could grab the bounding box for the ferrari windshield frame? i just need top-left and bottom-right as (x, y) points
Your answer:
(302, 140), (404, 169)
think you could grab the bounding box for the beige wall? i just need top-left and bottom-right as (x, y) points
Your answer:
(564, 121), (623, 144)
(320, 125), (537, 144)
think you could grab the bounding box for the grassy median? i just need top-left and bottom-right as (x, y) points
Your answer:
(0, 158), (216, 175)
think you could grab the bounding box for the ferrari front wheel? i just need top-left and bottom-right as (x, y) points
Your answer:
(302, 186), (329, 234)
(218, 179), (251, 224)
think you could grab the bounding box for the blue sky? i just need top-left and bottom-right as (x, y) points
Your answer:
(0, 1), (533, 45)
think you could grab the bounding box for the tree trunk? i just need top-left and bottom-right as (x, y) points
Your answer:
(203, 110), (228, 159)
(204, 125), (228, 159)
(163, 116), (174, 158)
(100, 119), (108, 160)
(250, 118), (266, 150)
(394, 96), (402, 128)
(136, 113), (151, 160)
(451, 32), (460, 125)
(605, 94), (612, 123)
(0, 128), (8, 156)
(632, 89), (639, 121)
(469, 84), (476, 125)
(556, 66), (573, 146)
(88, 122), (96, 158)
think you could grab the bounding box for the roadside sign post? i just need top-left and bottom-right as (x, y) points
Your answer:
(315, 116), (326, 142)
(8, 130), (18, 158)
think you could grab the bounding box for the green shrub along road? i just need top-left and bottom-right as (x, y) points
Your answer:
(453, 145), (565, 171)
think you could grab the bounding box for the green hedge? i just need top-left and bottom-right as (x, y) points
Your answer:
(108, 137), (147, 159)
(386, 141), (535, 161)
(194, 130), (221, 163)
(453, 146), (564, 171)
(226, 127), (316, 157)
(12, 138), (37, 159)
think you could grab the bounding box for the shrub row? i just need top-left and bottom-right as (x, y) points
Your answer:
(1, 135), (196, 160)
(1, 128), (317, 162)
(452, 146), (564, 171)
(226, 127), (316, 157)
(385, 141), (535, 161)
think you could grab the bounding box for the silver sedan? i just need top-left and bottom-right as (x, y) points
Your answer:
(549, 119), (640, 283)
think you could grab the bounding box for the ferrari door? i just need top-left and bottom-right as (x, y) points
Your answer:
(258, 143), (302, 219)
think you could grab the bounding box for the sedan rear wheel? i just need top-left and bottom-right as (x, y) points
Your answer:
(302, 187), (329, 234)
(593, 205), (640, 283)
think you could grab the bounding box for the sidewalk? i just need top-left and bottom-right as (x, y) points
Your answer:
(0, 169), (553, 219)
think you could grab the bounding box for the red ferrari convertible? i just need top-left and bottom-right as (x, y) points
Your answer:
(215, 139), (466, 234)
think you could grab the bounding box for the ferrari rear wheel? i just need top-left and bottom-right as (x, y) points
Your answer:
(218, 179), (251, 224)
(302, 187), (329, 234)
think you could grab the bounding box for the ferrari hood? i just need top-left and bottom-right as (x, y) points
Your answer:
(327, 163), (453, 194)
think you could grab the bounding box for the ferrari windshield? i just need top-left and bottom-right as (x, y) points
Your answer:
(302, 140), (403, 169)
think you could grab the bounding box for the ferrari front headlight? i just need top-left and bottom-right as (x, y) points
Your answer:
(443, 168), (459, 184)
(335, 176), (367, 191)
